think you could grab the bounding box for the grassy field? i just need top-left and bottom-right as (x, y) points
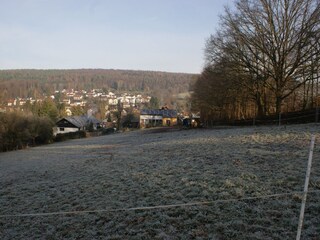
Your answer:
(0, 124), (320, 239)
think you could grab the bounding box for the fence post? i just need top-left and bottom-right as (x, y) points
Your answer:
(296, 135), (316, 240)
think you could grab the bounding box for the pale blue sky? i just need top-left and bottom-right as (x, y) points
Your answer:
(0, 0), (233, 73)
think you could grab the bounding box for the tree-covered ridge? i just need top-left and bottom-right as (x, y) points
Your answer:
(0, 69), (197, 103)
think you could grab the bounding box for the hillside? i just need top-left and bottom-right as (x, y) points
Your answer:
(0, 69), (197, 105)
(0, 125), (319, 239)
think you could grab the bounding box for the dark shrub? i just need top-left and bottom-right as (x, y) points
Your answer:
(0, 112), (54, 152)
(101, 128), (116, 135)
(54, 131), (86, 142)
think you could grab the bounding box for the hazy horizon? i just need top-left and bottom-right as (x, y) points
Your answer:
(0, 67), (200, 75)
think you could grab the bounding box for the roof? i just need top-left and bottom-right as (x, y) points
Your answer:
(57, 115), (101, 128)
(140, 109), (177, 118)
(66, 116), (88, 128)
(87, 115), (101, 125)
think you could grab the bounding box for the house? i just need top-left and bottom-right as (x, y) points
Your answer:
(18, 99), (27, 106)
(140, 109), (178, 128)
(62, 98), (71, 105)
(73, 95), (83, 101)
(190, 112), (201, 127)
(7, 99), (17, 107)
(108, 98), (118, 106)
(54, 115), (101, 135)
(65, 107), (72, 116)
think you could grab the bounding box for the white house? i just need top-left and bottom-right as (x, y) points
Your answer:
(54, 115), (101, 135)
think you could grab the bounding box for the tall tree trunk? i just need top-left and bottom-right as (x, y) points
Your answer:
(255, 92), (266, 118)
(276, 96), (282, 115)
(256, 101), (264, 118)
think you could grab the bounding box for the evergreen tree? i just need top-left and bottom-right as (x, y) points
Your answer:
(148, 96), (160, 109)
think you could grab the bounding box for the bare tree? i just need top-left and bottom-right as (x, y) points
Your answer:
(206, 0), (320, 115)
(192, 61), (252, 123)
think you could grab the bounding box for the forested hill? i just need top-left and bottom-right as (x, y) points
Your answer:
(0, 69), (197, 102)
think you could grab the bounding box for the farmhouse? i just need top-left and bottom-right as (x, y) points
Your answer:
(140, 109), (177, 128)
(54, 115), (100, 135)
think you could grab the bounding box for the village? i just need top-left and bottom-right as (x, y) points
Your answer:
(1, 88), (199, 137)
(3, 88), (152, 114)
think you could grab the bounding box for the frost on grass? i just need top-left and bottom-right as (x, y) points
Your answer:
(0, 124), (320, 239)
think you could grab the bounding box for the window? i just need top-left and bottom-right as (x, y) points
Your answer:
(59, 127), (65, 131)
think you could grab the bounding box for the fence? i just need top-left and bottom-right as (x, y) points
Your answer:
(203, 107), (320, 127)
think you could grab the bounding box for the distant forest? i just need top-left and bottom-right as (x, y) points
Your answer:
(0, 69), (197, 106)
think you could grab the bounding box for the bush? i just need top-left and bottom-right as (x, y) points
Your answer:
(0, 112), (54, 152)
(101, 128), (116, 135)
(54, 131), (86, 142)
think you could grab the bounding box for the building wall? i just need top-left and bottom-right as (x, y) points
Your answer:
(162, 117), (177, 126)
(54, 127), (80, 136)
(140, 115), (177, 128)
(140, 115), (162, 128)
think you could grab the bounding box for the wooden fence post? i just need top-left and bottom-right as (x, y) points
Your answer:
(296, 135), (316, 240)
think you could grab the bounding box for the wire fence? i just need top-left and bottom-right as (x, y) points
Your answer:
(1, 190), (320, 218)
(1, 122), (319, 239)
(203, 107), (320, 127)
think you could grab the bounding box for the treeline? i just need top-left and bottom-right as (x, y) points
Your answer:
(192, 0), (320, 123)
(0, 112), (54, 152)
(0, 69), (197, 104)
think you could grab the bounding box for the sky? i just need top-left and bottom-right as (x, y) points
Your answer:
(0, 0), (234, 74)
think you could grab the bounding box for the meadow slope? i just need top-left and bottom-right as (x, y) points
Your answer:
(0, 124), (320, 239)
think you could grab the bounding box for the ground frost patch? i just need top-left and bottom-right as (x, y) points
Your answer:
(0, 124), (320, 239)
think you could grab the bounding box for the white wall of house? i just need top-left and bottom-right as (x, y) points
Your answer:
(140, 115), (163, 127)
(140, 115), (162, 120)
(54, 127), (80, 136)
